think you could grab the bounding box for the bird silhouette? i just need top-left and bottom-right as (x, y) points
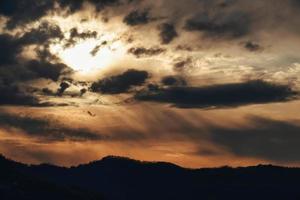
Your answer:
(87, 111), (96, 117)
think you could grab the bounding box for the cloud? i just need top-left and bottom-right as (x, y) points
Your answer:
(90, 41), (107, 56)
(0, 34), (23, 66)
(0, 112), (102, 142)
(0, 20), (72, 107)
(58, 0), (140, 14)
(0, 0), (126, 29)
(244, 41), (262, 52)
(161, 76), (187, 86)
(0, 82), (74, 107)
(128, 47), (166, 58)
(88, 0), (121, 12)
(0, 0), (55, 29)
(184, 11), (251, 39)
(42, 88), (56, 96)
(0, 84), (40, 106)
(173, 58), (192, 71)
(20, 21), (64, 45)
(69, 27), (98, 39)
(135, 80), (297, 108)
(290, 0), (300, 7)
(64, 27), (98, 48)
(0, 21), (64, 66)
(57, 0), (85, 13)
(158, 23), (178, 44)
(91, 69), (149, 94)
(25, 60), (70, 82)
(208, 116), (300, 162)
(57, 82), (71, 96)
(123, 9), (151, 26)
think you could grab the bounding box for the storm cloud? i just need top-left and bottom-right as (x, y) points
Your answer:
(91, 69), (150, 94)
(135, 80), (297, 108)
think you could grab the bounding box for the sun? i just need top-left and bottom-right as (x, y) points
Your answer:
(51, 38), (125, 73)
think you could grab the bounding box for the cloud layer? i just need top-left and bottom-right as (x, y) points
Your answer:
(135, 80), (297, 108)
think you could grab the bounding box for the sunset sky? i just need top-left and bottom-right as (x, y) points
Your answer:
(0, 0), (300, 168)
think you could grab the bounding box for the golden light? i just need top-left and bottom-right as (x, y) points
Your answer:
(51, 38), (126, 73)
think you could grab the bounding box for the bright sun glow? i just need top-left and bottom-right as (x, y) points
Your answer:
(51, 38), (125, 73)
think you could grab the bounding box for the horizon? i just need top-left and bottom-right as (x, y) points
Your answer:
(1, 153), (299, 170)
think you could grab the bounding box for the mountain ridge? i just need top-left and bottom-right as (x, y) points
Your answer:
(1, 154), (300, 200)
(2, 154), (296, 170)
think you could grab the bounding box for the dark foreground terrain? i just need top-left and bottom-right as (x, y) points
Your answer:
(1, 155), (300, 200)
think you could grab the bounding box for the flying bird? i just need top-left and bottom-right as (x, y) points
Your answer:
(87, 111), (96, 117)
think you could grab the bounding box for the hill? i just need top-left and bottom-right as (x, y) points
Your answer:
(1, 155), (300, 200)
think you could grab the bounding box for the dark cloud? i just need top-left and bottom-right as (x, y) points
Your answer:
(0, 58), (70, 87)
(0, 0), (55, 29)
(0, 112), (102, 142)
(42, 88), (56, 96)
(91, 69), (149, 94)
(0, 22), (71, 106)
(25, 60), (70, 82)
(0, 21), (64, 67)
(135, 80), (297, 108)
(90, 41), (107, 56)
(158, 23), (178, 44)
(208, 116), (300, 162)
(161, 76), (187, 86)
(35, 44), (59, 62)
(89, 0), (121, 11)
(185, 12), (251, 39)
(80, 88), (87, 96)
(57, 82), (70, 96)
(64, 28), (98, 48)
(0, 34), (23, 66)
(0, 82), (74, 107)
(173, 58), (192, 71)
(175, 45), (193, 52)
(123, 9), (151, 26)
(290, 0), (300, 7)
(244, 41), (262, 52)
(20, 22), (64, 45)
(58, 0), (130, 13)
(42, 84), (86, 98)
(128, 47), (166, 58)
(0, 58), (70, 107)
(90, 45), (102, 56)
(0, 0), (124, 29)
(0, 84), (40, 106)
(0, 21), (71, 107)
(57, 0), (85, 13)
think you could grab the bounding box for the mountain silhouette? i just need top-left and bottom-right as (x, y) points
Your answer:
(1, 155), (300, 200)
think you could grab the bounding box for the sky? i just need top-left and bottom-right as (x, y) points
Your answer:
(0, 0), (300, 168)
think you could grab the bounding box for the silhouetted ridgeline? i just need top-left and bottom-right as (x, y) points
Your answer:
(1, 155), (300, 200)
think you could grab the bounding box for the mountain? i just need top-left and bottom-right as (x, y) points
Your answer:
(0, 155), (103, 200)
(1, 155), (300, 200)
